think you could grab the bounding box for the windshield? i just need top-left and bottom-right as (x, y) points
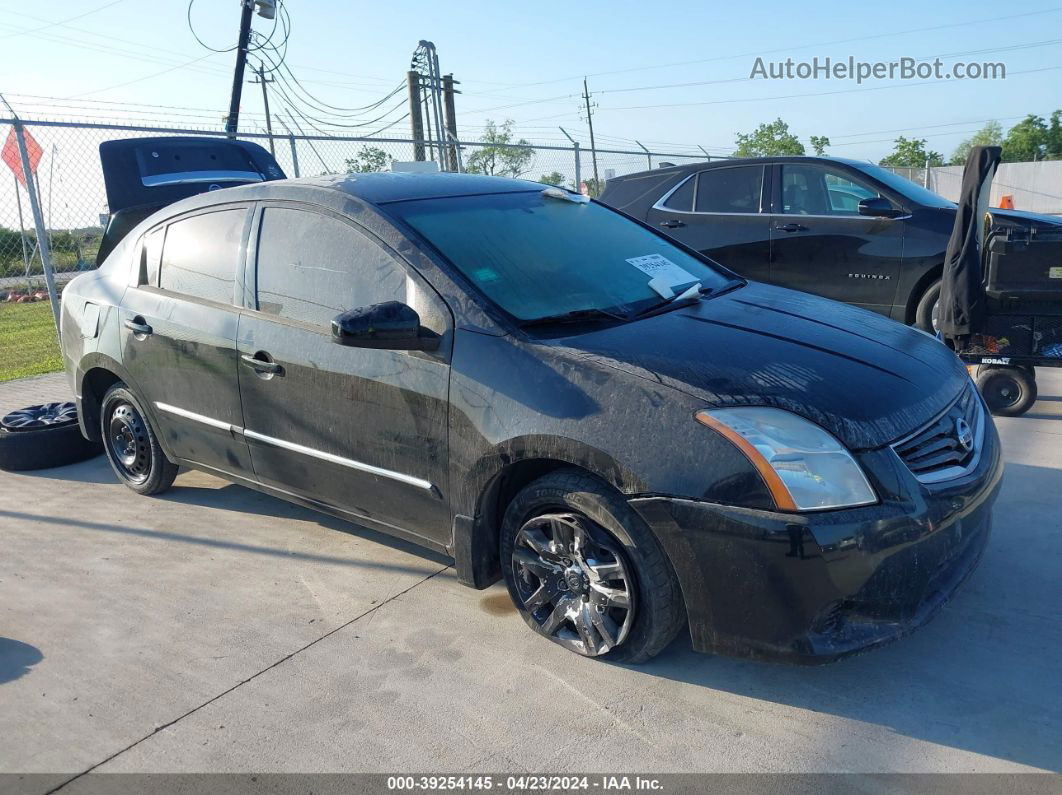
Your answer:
(859, 163), (957, 209)
(387, 191), (732, 322)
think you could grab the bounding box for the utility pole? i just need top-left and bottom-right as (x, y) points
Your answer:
(442, 74), (459, 171)
(250, 63), (275, 154)
(582, 77), (599, 191)
(225, 0), (256, 136)
(408, 71), (425, 161)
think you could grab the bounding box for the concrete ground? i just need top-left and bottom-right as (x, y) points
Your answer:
(1, 370), (1060, 785)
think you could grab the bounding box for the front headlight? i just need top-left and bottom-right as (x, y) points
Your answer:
(695, 407), (877, 512)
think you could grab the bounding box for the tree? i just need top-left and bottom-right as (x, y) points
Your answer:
(1002, 114), (1049, 162)
(734, 118), (805, 157)
(809, 135), (830, 156)
(345, 146), (392, 173)
(464, 119), (535, 178)
(950, 121), (1003, 165)
(879, 136), (943, 168)
(539, 171), (565, 186)
(1048, 110), (1062, 159)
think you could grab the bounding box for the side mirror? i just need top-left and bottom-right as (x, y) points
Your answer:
(858, 196), (904, 218)
(331, 301), (440, 351)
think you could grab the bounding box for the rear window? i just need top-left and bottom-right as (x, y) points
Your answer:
(388, 191), (729, 322)
(159, 209), (245, 304)
(695, 166), (764, 213)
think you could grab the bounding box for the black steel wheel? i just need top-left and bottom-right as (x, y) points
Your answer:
(100, 383), (178, 495)
(0, 401), (101, 472)
(500, 469), (685, 663)
(510, 512), (635, 657)
(976, 366), (1037, 417)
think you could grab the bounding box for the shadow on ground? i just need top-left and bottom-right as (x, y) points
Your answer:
(629, 460), (1062, 771)
(0, 638), (43, 684)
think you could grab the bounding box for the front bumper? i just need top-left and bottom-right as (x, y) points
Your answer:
(629, 416), (1004, 664)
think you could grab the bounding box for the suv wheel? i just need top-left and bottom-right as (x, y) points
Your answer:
(100, 383), (178, 494)
(500, 469), (685, 663)
(915, 279), (941, 333)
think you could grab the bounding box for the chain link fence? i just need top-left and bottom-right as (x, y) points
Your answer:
(0, 117), (707, 382)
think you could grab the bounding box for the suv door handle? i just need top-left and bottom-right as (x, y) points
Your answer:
(240, 353), (283, 376)
(774, 223), (808, 233)
(123, 317), (153, 336)
(660, 219), (686, 228)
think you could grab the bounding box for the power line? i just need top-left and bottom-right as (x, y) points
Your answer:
(466, 6), (1062, 92)
(0, 0), (123, 42)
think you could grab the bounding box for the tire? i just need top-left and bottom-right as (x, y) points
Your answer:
(976, 366), (1038, 417)
(499, 469), (685, 663)
(100, 383), (178, 495)
(0, 402), (102, 472)
(915, 279), (941, 333)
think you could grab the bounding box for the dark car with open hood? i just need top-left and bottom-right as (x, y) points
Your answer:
(60, 138), (1003, 663)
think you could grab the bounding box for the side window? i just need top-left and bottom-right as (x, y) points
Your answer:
(661, 175), (695, 211)
(255, 207), (444, 332)
(138, 227), (164, 286)
(782, 164), (883, 215)
(159, 209), (245, 304)
(694, 166), (763, 213)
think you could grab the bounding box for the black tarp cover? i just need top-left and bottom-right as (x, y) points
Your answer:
(939, 145), (1001, 343)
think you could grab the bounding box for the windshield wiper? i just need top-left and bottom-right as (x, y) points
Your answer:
(520, 307), (629, 328)
(630, 282), (706, 320)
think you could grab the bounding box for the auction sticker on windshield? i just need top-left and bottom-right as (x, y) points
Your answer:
(626, 254), (697, 288)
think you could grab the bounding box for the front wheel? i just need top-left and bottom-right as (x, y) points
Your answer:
(100, 383), (179, 494)
(915, 279), (941, 333)
(500, 470), (685, 663)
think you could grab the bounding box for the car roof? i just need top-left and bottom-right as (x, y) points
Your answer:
(615, 155), (876, 181)
(242, 171), (545, 204)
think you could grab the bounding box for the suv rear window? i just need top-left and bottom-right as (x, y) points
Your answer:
(159, 209), (245, 304)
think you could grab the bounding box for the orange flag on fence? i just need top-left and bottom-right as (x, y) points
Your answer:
(1, 126), (43, 188)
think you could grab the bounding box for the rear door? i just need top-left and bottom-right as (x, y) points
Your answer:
(768, 162), (904, 314)
(119, 204), (254, 478)
(235, 203), (453, 546)
(645, 164), (772, 280)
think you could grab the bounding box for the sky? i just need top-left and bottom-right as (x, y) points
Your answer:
(0, 0), (1060, 212)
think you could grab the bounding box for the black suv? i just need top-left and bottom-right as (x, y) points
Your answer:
(59, 140), (1003, 664)
(600, 156), (1062, 330)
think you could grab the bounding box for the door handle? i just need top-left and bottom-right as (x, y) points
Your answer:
(240, 353), (283, 376)
(774, 223), (808, 233)
(660, 219), (686, 229)
(123, 317), (153, 336)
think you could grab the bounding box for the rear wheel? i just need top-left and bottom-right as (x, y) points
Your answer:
(100, 384), (178, 494)
(976, 366), (1037, 417)
(499, 469), (685, 663)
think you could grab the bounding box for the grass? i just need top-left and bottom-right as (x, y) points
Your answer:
(0, 301), (63, 382)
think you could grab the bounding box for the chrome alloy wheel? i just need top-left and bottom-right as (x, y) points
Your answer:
(511, 512), (635, 656)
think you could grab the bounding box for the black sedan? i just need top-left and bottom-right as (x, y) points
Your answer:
(600, 155), (1062, 330)
(60, 150), (1002, 663)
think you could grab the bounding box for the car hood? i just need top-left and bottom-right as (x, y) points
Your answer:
(554, 282), (968, 451)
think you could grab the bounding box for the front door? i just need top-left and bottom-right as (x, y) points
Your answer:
(768, 162), (905, 315)
(645, 164), (772, 280)
(236, 204), (453, 546)
(119, 205), (254, 478)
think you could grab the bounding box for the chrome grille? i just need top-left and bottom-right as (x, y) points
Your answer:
(893, 386), (984, 484)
